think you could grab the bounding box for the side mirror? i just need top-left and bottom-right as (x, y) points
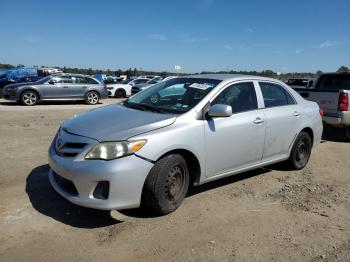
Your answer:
(207, 104), (232, 118)
(48, 79), (56, 85)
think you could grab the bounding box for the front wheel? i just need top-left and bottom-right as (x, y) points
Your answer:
(142, 154), (190, 215)
(21, 90), (39, 106)
(115, 89), (126, 98)
(285, 131), (312, 170)
(85, 91), (99, 105)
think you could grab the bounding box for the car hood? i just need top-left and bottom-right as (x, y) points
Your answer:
(4, 82), (35, 89)
(61, 104), (176, 141)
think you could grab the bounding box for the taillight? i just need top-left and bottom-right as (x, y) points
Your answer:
(338, 92), (349, 111)
(319, 108), (324, 117)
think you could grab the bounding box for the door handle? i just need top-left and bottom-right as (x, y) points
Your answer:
(253, 117), (264, 124)
(63, 86), (69, 88)
(292, 111), (301, 117)
(82, 86), (87, 89)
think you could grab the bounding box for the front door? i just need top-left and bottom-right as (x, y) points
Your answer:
(204, 81), (266, 177)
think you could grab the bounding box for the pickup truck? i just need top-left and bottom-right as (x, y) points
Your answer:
(293, 73), (350, 138)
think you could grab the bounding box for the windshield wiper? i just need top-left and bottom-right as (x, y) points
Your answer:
(124, 101), (163, 113)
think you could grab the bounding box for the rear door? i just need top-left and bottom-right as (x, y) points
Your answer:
(204, 81), (266, 177)
(258, 81), (302, 161)
(68, 76), (89, 98)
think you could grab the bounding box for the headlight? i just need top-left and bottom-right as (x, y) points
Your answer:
(85, 140), (146, 160)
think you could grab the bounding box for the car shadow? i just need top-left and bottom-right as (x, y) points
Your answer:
(0, 100), (105, 106)
(120, 167), (272, 218)
(321, 125), (350, 143)
(26, 165), (120, 228)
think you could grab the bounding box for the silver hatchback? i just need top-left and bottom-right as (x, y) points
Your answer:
(48, 74), (323, 214)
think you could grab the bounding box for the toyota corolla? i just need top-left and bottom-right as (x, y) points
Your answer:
(48, 74), (323, 214)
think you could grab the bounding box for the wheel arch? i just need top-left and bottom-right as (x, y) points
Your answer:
(115, 88), (126, 97)
(19, 87), (41, 100)
(300, 127), (314, 146)
(155, 148), (202, 186)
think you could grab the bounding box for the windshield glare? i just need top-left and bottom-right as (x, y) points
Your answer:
(126, 77), (221, 114)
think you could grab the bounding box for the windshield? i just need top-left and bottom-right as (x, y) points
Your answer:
(125, 77), (221, 114)
(147, 79), (159, 84)
(35, 76), (52, 84)
(121, 79), (132, 84)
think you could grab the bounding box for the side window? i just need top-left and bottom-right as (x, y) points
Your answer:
(317, 75), (350, 90)
(259, 82), (296, 108)
(72, 76), (88, 84)
(61, 76), (73, 84)
(87, 77), (99, 84)
(212, 82), (258, 113)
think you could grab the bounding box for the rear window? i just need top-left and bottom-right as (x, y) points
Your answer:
(317, 74), (350, 90)
(287, 79), (309, 87)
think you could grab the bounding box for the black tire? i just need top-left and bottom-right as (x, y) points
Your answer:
(115, 89), (126, 98)
(142, 154), (190, 215)
(85, 91), (99, 105)
(21, 90), (39, 106)
(285, 131), (312, 170)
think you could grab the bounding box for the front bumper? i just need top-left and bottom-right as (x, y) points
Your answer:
(1, 89), (17, 100)
(48, 145), (154, 210)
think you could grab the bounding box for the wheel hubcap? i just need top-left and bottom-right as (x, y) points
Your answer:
(88, 93), (98, 104)
(165, 165), (185, 201)
(296, 138), (309, 164)
(23, 92), (37, 105)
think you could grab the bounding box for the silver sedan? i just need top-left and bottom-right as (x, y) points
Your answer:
(48, 74), (323, 214)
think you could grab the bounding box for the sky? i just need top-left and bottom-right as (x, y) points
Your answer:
(1, 0), (349, 73)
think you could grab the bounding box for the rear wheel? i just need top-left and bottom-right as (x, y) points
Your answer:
(115, 89), (126, 98)
(85, 91), (99, 105)
(21, 90), (39, 106)
(285, 131), (312, 170)
(142, 154), (190, 215)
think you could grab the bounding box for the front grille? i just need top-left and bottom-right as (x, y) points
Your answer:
(55, 135), (88, 158)
(54, 172), (78, 196)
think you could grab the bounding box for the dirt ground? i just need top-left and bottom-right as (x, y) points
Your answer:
(0, 98), (349, 262)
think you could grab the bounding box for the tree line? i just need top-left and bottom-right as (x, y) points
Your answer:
(0, 63), (348, 80)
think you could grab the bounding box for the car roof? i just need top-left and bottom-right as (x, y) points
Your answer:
(52, 73), (92, 78)
(184, 73), (279, 82)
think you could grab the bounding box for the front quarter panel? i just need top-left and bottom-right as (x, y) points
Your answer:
(16, 85), (43, 100)
(131, 111), (207, 179)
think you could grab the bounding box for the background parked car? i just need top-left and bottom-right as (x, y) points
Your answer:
(131, 76), (164, 95)
(107, 77), (149, 98)
(0, 67), (63, 90)
(293, 72), (350, 138)
(287, 78), (314, 88)
(2, 73), (107, 106)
